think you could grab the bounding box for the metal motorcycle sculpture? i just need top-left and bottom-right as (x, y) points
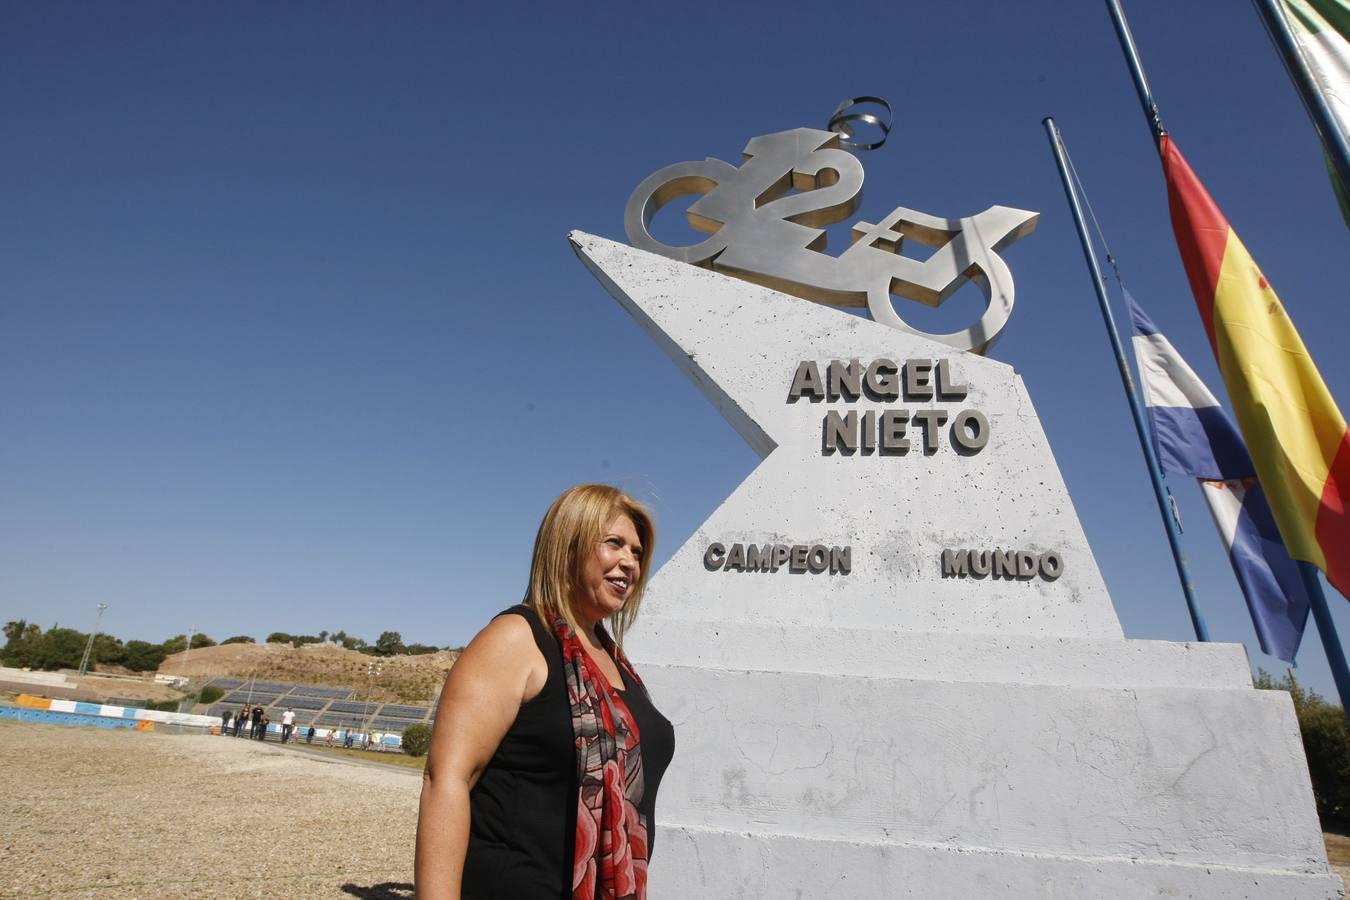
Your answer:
(624, 127), (1038, 355)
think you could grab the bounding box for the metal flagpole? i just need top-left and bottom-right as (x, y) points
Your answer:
(1300, 563), (1350, 719)
(1043, 116), (1210, 643)
(1104, 0), (1350, 718)
(1251, 0), (1350, 210)
(1105, 0), (1166, 146)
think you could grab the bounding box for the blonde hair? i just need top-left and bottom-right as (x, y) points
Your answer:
(524, 484), (655, 646)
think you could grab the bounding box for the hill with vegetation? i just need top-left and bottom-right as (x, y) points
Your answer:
(3, 621), (459, 705)
(162, 641), (458, 704)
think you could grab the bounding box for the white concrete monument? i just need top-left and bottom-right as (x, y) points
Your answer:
(569, 118), (1342, 898)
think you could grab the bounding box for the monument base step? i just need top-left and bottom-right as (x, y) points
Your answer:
(627, 618), (1252, 689)
(651, 825), (1344, 899)
(641, 665), (1327, 876)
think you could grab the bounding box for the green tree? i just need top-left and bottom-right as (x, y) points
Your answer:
(189, 633), (216, 649)
(335, 631), (366, 652)
(1255, 668), (1350, 821)
(17, 623), (44, 666)
(401, 723), (432, 757)
(1, 620), (39, 667)
(197, 685), (225, 704)
(404, 643), (439, 655)
(91, 633), (126, 667)
(123, 640), (167, 673)
(162, 634), (188, 654)
(37, 627), (87, 670)
(265, 632), (294, 645)
(331, 630), (366, 651)
(3, 620), (26, 645)
(1, 623), (83, 671)
(374, 631), (406, 657)
(221, 635), (255, 645)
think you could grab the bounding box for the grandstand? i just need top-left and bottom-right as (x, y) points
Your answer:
(202, 678), (434, 731)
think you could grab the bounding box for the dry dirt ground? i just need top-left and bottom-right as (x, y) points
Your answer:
(0, 720), (420, 898)
(1327, 831), (1350, 890)
(64, 675), (188, 704)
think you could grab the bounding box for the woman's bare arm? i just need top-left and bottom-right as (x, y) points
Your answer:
(415, 614), (548, 900)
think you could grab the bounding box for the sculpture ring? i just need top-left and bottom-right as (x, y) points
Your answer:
(827, 97), (893, 152)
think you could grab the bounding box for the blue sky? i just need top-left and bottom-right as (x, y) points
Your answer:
(4, 2), (1349, 699)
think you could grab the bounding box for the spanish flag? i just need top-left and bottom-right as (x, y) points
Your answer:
(1162, 134), (1350, 597)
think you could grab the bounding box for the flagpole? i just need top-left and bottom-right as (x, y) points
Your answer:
(1299, 564), (1350, 718)
(1105, 0), (1350, 717)
(1043, 117), (1210, 643)
(1251, 0), (1350, 208)
(1105, 0), (1166, 145)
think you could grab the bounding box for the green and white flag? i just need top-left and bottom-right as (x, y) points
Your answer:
(1280, 0), (1350, 221)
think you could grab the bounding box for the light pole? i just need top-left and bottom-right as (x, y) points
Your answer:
(181, 625), (196, 677)
(363, 658), (383, 749)
(76, 603), (108, 679)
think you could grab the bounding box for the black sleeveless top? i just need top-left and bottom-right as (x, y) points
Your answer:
(462, 606), (675, 900)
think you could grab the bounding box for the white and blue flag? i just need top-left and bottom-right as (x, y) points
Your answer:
(1125, 290), (1310, 663)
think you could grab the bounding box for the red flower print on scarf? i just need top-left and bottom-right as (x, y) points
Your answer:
(553, 616), (651, 900)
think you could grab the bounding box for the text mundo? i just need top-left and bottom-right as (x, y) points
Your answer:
(704, 542), (852, 575)
(788, 358), (989, 455)
(941, 548), (1064, 581)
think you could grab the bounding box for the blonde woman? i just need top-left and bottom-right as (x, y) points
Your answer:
(416, 484), (675, 900)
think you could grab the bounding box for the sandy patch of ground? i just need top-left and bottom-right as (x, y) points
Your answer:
(0, 720), (420, 898)
(69, 674), (187, 703)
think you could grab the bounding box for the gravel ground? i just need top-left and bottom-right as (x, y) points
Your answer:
(0, 720), (420, 898)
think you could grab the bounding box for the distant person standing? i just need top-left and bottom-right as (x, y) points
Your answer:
(220, 709), (231, 736)
(306, 725), (315, 744)
(280, 707), (295, 744)
(259, 714), (270, 740)
(234, 706), (248, 737)
(250, 705), (263, 739)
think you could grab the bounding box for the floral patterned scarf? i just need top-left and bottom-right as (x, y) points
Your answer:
(551, 616), (650, 900)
